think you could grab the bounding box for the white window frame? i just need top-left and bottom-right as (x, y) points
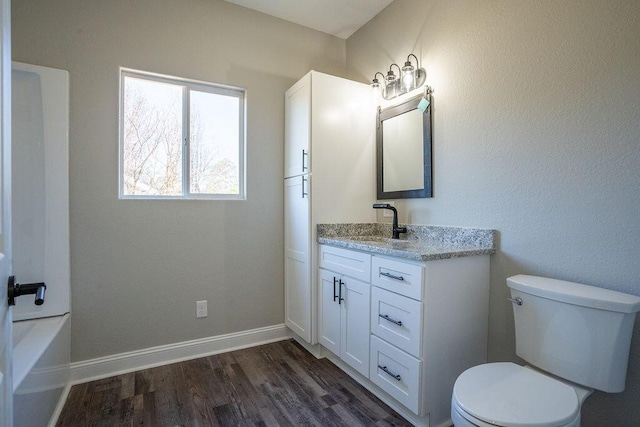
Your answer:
(118, 68), (246, 200)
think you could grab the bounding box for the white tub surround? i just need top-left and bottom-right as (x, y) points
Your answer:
(11, 61), (71, 427)
(11, 61), (70, 321)
(13, 314), (70, 427)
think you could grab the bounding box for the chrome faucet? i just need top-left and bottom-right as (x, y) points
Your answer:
(372, 204), (407, 239)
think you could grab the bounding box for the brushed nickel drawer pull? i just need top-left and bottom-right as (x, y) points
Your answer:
(380, 271), (404, 281)
(379, 314), (402, 326)
(378, 365), (401, 381)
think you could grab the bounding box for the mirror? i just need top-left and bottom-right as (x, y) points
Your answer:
(376, 94), (432, 199)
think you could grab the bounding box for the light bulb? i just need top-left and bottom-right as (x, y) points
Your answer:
(402, 59), (416, 91)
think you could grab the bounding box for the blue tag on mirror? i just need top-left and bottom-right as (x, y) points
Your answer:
(418, 97), (430, 113)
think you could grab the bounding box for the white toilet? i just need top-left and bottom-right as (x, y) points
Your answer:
(451, 274), (640, 427)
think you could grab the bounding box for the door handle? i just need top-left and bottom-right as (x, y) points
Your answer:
(338, 279), (344, 305)
(333, 277), (338, 302)
(301, 176), (308, 198)
(7, 275), (47, 306)
(302, 149), (308, 172)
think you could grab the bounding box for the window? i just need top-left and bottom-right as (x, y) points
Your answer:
(119, 69), (245, 199)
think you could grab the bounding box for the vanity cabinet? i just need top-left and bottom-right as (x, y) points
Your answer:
(317, 243), (490, 427)
(284, 71), (375, 344)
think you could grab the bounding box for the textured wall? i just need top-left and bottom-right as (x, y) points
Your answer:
(12, 0), (346, 362)
(347, 1), (640, 424)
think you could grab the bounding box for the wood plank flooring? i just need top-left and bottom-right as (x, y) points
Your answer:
(56, 339), (412, 426)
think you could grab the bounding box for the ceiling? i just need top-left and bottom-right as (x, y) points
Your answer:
(224, 0), (394, 39)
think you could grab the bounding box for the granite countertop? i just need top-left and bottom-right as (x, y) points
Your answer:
(317, 223), (497, 262)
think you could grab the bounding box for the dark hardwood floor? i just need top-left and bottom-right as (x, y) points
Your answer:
(56, 339), (412, 426)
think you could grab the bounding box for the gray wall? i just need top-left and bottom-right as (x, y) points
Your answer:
(347, 0), (640, 424)
(12, 0), (346, 362)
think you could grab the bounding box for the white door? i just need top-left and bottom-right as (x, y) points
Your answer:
(0, 0), (12, 423)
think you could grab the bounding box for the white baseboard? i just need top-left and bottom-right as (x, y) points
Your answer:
(70, 324), (291, 385)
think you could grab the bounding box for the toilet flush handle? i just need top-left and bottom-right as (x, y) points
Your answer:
(508, 296), (523, 306)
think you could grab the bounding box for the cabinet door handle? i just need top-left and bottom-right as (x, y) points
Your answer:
(302, 150), (308, 172)
(380, 271), (404, 281)
(301, 176), (308, 198)
(338, 279), (344, 305)
(333, 277), (338, 302)
(378, 365), (402, 381)
(379, 314), (403, 327)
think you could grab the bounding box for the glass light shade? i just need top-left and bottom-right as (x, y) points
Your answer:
(402, 60), (416, 91)
(384, 80), (397, 99)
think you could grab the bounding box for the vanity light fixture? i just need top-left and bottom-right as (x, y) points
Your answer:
(372, 54), (427, 100)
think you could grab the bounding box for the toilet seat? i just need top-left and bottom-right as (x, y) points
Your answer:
(452, 362), (580, 427)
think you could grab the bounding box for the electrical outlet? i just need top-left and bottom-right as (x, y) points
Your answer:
(196, 300), (208, 318)
(383, 201), (395, 217)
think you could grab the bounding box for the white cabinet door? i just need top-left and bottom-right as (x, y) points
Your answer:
(284, 73), (310, 178)
(318, 269), (341, 355)
(284, 176), (311, 341)
(342, 277), (370, 377)
(319, 265), (371, 378)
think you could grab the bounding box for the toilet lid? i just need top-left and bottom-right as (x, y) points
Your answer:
(453, 363), (580, 427)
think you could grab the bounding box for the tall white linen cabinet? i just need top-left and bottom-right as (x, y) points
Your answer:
(284, 71), (376, 344)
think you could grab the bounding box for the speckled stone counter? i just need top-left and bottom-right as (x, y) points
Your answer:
(317, 223), (496, 261)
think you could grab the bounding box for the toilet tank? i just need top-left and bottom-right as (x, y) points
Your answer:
(507, 275), (640, 393)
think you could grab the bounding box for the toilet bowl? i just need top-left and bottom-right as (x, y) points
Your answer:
(450, 275), (640, 427)
(451, 363), (590, 427)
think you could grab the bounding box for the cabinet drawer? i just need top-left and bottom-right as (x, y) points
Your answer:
(371, 287), (422, 358)
(372, 256), (423, 300)
(370, 335), (421, 414)
(319, 245), (371, 282)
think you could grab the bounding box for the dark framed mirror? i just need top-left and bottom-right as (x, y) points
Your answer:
(376, 94), (432, 199)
